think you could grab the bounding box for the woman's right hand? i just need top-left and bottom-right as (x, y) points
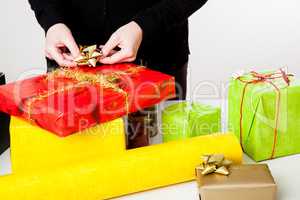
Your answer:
(45, 23), (80, 67)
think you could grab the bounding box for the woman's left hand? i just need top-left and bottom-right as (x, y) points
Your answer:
(100, 21), (143, 64)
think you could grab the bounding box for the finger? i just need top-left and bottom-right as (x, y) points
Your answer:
(102, 34), (119, 57)
(63, 53), (75, 61)
(99, 50), (129, 64)
(106, 49), (118, 57)
(122, 56), (136, 62)
(48, 46), (75, 67)
(63, 34), (80, 59)
(46, 51), (53, 60)
(99, 44), (118, 56)
(63, 53), (77, 67)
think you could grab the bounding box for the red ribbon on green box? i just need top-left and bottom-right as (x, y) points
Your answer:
(228, 68), (300, 161)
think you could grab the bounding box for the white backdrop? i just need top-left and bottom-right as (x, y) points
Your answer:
(1, 1), (300, 199)
(1, 0), (300, 99)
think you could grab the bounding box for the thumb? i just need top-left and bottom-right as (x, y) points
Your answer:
(63, 33), (80, 59)
(102, 33), (119, 57)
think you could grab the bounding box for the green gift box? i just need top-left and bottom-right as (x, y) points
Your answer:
(228, 69), (300, 161)
(162, 102), (221, 142)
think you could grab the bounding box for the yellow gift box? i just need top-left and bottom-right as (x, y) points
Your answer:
(0, 117), (242, 199)
(10, 117), (126, 173)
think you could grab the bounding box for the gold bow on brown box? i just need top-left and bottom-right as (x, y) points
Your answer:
(74, 45), (103, 67)
(196, 154), (232, 176)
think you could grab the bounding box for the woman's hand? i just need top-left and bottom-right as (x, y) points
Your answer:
(100, 21), (143, 64)
(45, 23), (80, 67)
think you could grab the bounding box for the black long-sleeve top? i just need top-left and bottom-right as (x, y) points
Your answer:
(28, 0), (207, 71)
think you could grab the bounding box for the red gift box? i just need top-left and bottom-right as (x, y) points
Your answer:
(0, 64), (175, 137)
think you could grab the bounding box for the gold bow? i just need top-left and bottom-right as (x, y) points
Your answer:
(196, 154), (232, 176)
(74, 45), (103, 67)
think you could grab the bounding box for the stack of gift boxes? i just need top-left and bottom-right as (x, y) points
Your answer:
(0, 62), (299, 199)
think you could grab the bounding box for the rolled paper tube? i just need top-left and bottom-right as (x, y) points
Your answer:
(10, 117), (126, 173)
(162, 102), (221, 142)
(0, 134), (242, 199)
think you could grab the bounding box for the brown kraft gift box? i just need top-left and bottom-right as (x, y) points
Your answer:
(196, 164), (277, 200)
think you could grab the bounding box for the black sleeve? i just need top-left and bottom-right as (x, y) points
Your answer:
(133, 0), (208, 41)
(28, 0), (65, 32)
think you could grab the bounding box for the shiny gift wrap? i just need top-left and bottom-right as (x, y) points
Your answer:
(162, 102), (220, 142)
(229, 70), (300, 161)
(0, 64), (175, 137)
(10, 117), (125, 173)
(0, 134), (242, 199)
(196, 164), (277, 200)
